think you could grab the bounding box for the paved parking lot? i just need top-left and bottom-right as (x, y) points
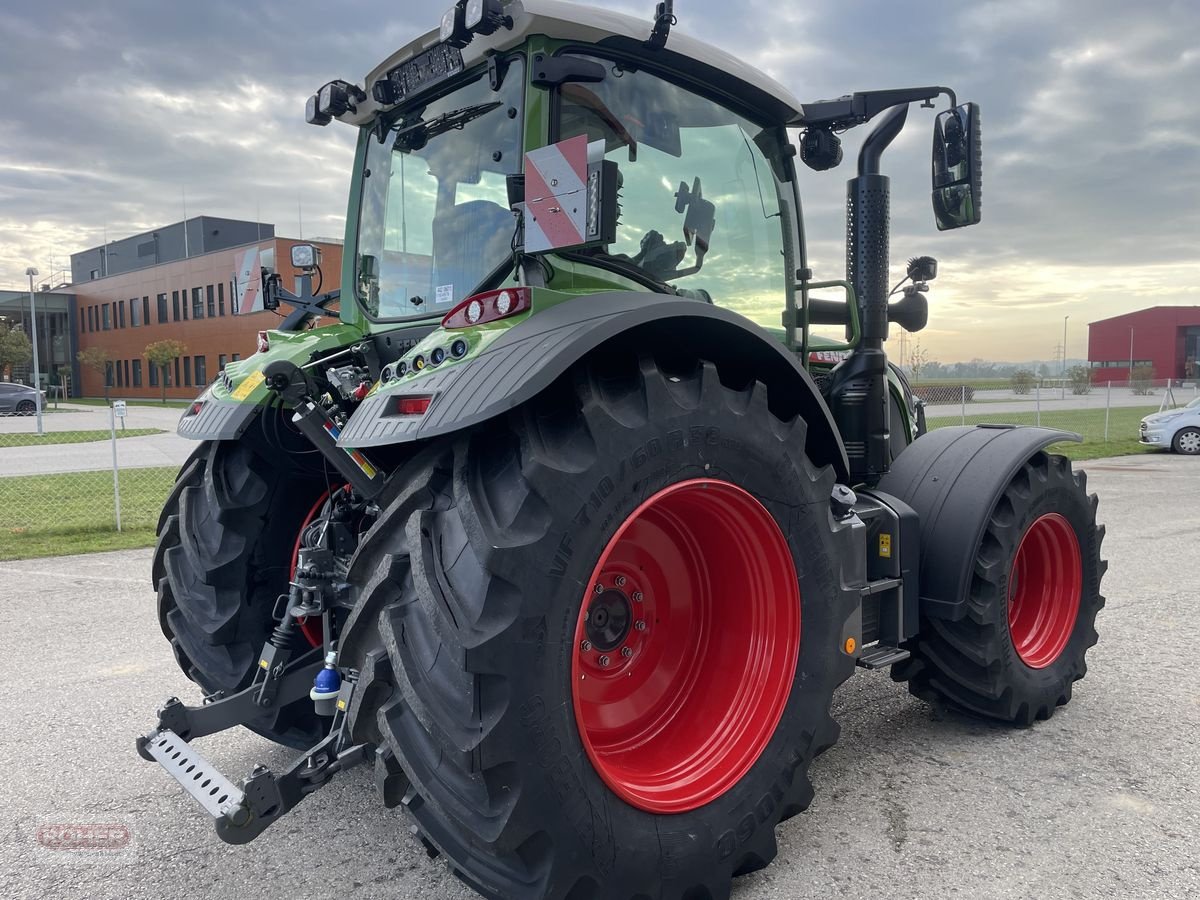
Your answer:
(2, 453), (1197, 900)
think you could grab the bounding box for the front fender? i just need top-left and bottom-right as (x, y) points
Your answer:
(175, 323), (365, 441)
(337, 291), (850, 483)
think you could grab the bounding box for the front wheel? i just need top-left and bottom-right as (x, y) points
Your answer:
(344, 351), (861, 900)
(894, 452), (1106, 724)
(1172, 427), (1200, 455)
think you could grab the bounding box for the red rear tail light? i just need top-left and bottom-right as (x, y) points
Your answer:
(441, 288), (531, 329)
(393, 395), (433, 416)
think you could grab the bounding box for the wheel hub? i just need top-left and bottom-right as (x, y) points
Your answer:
(585, 589), (632, 652)
(1008, 512), (1082, 669)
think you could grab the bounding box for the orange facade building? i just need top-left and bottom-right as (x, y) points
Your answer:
(71, 221), (342, 399)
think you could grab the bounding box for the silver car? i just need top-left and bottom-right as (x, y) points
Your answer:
(0, 382), (46, 416)
(1140, 396), (1200, 455)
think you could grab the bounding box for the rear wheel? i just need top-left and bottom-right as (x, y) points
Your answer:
(152, 433), (328, 748)
(343, 352), (859, 900)
(893, 452), (1106, 724)
(1172, 427), (1200, 455)
(16, 399), (35, 415)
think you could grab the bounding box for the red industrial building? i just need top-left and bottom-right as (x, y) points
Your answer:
(1088, 306), (1200, 383)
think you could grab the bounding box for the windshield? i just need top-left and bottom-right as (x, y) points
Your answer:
(557, 58), (792, 328)
(355, 58), (524, 319)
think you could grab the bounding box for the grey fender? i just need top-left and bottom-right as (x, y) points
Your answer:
(875, 424), (1080, 622)
(338, 291), (850, 483)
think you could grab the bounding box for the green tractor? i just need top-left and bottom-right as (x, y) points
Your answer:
(139, 2), (1106, 897)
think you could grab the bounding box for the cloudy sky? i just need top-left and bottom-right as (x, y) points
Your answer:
(2, 0), (1197, 362)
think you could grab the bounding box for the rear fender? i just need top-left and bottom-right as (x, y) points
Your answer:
(875, 425), (1080, 622)
(338, 292), (851, 483)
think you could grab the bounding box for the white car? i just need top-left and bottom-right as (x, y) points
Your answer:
(1140, 397), (1200, 454)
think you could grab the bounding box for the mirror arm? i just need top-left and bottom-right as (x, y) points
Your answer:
(798, 86), (956, 131)
(858, 104), (909, 175)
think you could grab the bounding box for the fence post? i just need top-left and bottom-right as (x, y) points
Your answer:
(961, 384), (966, 425)
(1036, 382), (1041, 427)
(1104, 381), (1111, 442)
(110, 405), (122, 532)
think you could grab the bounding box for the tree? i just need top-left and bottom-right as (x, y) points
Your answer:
(145, 339), (188, 404)
(1011, 369), (1036, 395)
(77, 346), (114, 401)
(0, 318), (33, 381)
(1068, 365), (1092, 395)
(908, 338), (931, 386)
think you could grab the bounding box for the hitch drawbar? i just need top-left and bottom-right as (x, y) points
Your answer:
(136, 653), (371, 844)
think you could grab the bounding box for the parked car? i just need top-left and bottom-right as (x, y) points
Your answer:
(1140, 396), (1200, 454)
(0, 382), (46, 416)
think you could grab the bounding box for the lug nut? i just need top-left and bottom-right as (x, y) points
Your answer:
(621, 647), (633, 658)
(634, 620), (647, 631)
(599, 655), (611, 667)
(594, 583), (604, 594)
(580, 640), (592, 652)
(615, 575), (627, 587)
(632, 591), (644, 602)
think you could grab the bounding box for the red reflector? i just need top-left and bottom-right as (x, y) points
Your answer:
(353, 382), (370, 401)
(394, 396), (432, 416)
(442, 288), (531, 329)
(257, 331), (270, 353)
(188, 401), (205, 417)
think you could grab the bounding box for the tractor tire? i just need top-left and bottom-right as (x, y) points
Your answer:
(1172, 426), (1200, 455)
(892, 451), (1106, 725)
(342, 351), (860, 900)
(151, 435), (328, 749)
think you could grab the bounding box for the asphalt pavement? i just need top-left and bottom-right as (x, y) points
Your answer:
(2, 453), (1197, 900)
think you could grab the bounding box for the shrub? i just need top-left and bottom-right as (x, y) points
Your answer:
(1069, 365), (1092, 395)
(1011, 369), (1036, 395)
(1130, 364), (1155, 395)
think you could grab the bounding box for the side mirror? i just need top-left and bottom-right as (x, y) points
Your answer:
(931, 102), (981, 230)
(259, 247), (280, 310)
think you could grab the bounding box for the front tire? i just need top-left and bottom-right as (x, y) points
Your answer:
(151, 434), (328, 748)
(1172, 426), (1200, 455)
(344, 352), (860, 900)
(893, 452), (1106, 724)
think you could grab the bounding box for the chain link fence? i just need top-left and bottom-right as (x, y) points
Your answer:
(0, 398), (185, 560)
(921, 378), (1196, 447)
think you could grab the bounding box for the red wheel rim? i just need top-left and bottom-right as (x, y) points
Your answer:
(1007, 513), (1082, 669)
(571, 479), (800, 814)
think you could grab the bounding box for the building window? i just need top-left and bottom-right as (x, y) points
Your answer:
(182, 289), (188, 320)
(183, 356), (192, 387)
(192, 287), (204, 319)
(218, 282), (225, 316)
(130, 298), (141, 327)
(124, 359), (131, 386)
(87, 307), (94, 332)
(218, 353), (228, 370)
(149, 363), (159, 387)
(102, 305), (111, 330)
(142, 296), (150, 324)
(90, 268), (100, 280)
(232, 353), (241, 362)
(206, 285), (216, 318)
(133, 359), (142, 387)
(195, 355), (207, 386)
(172, 290), (181, 322)
(115, 359), (124, 388)
(117, 301), (125, 329)
(174, 358), (181, 387)
(157, 293), (168, 323)
(105, 361), (114, 387)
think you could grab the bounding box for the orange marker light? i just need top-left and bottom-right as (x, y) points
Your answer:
(843, 637), (857, 655)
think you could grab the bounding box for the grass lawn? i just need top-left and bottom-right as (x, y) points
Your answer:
(0, 466), (177, 561)
(927, 404), (1160, 461)
(0, 428), (163, 447)
(70, 397), (192, 409)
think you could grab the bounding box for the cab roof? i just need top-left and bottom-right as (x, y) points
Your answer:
(344, 0), (807, 128)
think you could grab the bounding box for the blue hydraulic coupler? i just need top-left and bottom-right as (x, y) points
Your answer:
(310, 651), (341, 716)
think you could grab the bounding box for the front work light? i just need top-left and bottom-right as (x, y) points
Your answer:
(290, 243), (319, 269)
(316, 80), (366, 119)
(440, 2), (471, 48)
(305, 94), (331, 126)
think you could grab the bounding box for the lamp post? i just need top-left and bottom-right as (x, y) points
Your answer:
(24, 266), (44, 435)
